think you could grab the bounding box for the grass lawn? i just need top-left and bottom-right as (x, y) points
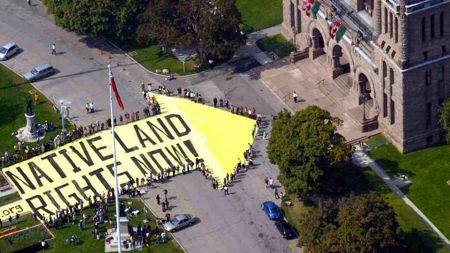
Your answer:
(0, 214), (40, 234)
(366, 135), (450, 239)
(0, 192), (21, 206)
(118, 42), (198, 76)
(256, 34), (294, 57)
(280, 194), (310, 231)
(236, 0), (283, 33)
(363, 167), (450, 253)
(35, 198), (183, 253)
(0, 224), (52, 253)
(0, 63), (63, 167)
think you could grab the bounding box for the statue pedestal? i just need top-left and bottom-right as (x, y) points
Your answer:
(16, 113), (44, 142)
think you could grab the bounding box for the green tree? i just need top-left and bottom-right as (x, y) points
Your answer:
(335, 192), (399, 252)
(136, 0), (246, 66)
(298, 200), (339, 253)
(267, 106), (351, 198)
(299, 192), (399, 253)
(439, 98), (450, 143)
(43, 0), (147, 40)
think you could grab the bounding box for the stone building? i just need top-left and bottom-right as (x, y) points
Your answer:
(282, 0), (450, 152)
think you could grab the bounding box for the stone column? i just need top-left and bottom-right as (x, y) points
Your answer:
(398, 0), (408, 68)
(373, 0), (382, 39)
(24, 113), (36, 136)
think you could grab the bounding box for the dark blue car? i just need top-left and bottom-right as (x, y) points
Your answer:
(261, 201), (283, 220)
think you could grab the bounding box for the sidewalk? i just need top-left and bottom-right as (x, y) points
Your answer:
(352, 146), (450, 248)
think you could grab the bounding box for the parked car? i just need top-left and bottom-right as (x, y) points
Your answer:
(0, 42), (19, 60)
(261, 201), (283, 220)
(23, 63), (54, 81)
(275, 220), (296, 239)
(162, 214), (195, 232)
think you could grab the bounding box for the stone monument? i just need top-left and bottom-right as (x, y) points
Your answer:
(16, 96), (45, 142)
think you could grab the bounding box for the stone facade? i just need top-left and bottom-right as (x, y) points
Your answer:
(282, 0), (450, 152)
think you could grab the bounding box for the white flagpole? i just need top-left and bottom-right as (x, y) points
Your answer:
(108, 63), (122, 253)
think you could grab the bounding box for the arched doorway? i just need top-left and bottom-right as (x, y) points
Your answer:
(358, 73), (374, 119)
(358, 73), (372, 100)
(331, 45), (351, 78)
(310, 28), (325, 59)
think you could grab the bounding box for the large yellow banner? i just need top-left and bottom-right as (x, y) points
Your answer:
(1, 94), (255, 221)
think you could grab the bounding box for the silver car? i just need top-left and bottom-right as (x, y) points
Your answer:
(0, 42), (19, 60)
(23, 63), (54, 82)
(162, 214), (195, 232)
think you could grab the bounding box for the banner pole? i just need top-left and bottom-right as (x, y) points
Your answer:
(108, 63), (122, 253)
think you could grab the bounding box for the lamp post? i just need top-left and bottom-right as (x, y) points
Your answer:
(360, 92), (367, 121)
(292, 26), (297, 51)
(59, 101), (69, 134)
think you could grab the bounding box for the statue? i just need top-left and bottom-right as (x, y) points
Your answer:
(26, 96), (34, 116)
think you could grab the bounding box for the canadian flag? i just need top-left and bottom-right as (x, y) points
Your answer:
(301, 0), (315, 16)
(329, 20), (341, 38)
(109, 70), (125, 110)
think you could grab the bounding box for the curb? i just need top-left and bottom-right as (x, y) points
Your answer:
(104, 38), (199, 79)
(0, 63), (71, 126)
(140, 196), (188, 253)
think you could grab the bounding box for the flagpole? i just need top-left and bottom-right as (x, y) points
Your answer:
(108, 63), (122, 253)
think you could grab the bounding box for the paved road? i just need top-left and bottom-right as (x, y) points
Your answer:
(142, 133), (297, 253)
(0, 0), (159, 125)
(0, 1), (296, 252)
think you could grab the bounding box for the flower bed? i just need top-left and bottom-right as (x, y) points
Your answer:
(0, 227), (20, 238)
(0, 225), (53, 253)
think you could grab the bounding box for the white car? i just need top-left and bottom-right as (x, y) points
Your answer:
(23, 63), (55, 82)
(0, 43), (19, 60)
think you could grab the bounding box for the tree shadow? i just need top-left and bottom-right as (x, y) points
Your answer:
(398, 228), (446, 253)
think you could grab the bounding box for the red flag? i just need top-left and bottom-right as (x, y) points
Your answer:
(109, 71), (125, 110)
(301, 0), (314, 16)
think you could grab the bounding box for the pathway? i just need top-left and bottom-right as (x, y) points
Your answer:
(352, 146), (450, 248)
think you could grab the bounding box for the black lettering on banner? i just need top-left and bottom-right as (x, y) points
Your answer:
(87, 136), (113, 161)
(183, 139), (199, 157)
(28, 161), (53, 187)
(89, 168), (112, 191)
(70, 141), (94, 167)
(146, 118), (175, 143)
(43, 190), (61, 210)
(59, 148), (81, 173)
(5, 168), (36, 194)
(26, 195), (54, 220)
(165, 143), (189, 166)
(41, 153), (67, 179)
(54, 183), (71, 207)
(106, 162), (134, 187)
(115, 131), (138, 153)
(147, 149), (172, 170)
(67, 192), (82, 207)
(134, 125), (156, 147)
(131, 154), (159, 176)
(72, 175), (99, 200)
(14, 205), (23, 213)
(165, 114), (191, 137)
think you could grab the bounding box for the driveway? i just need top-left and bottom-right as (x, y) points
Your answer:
(0, 1), (297, 252)
(0, 0), (158, 126)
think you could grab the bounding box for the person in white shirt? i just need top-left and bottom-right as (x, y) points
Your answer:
(293, 91), (298, 103)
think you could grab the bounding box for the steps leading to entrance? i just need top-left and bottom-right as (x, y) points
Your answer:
(334, 74), (353, 96)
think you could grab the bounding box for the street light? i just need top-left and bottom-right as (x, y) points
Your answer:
(58, 101), (70, 134)
(360, 92), (368, 121)
(291, 26), (297, 52)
